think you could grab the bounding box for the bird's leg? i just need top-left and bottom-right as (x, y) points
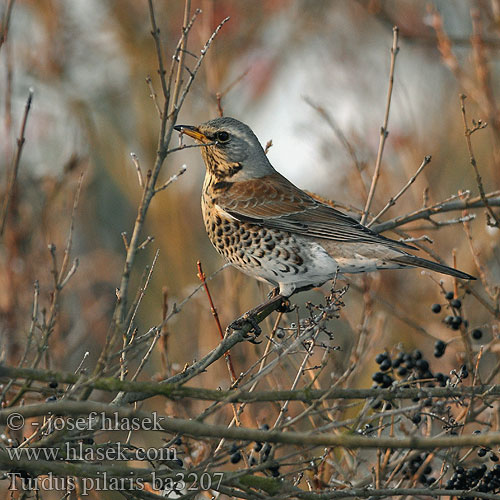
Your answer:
(227, 293), (291, 342)
(266, 288), (292, 313)
(267, 286), (280, 300)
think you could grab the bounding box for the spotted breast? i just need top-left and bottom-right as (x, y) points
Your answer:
(201, 174), (340, 297)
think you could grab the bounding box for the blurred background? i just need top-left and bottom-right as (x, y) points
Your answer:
(1, 0), (499, 438)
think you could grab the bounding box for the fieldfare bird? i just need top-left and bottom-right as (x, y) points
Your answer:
(174, 117), (474, 304)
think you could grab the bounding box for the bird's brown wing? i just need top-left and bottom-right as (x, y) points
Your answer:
(216, 173), (415, 250)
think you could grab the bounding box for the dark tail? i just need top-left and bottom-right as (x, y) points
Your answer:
(392, 255), (476, 280)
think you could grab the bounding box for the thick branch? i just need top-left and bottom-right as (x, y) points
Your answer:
(1, 365), (498, 403)
(2, 401), (500, 450)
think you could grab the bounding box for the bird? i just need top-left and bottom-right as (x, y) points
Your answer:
(173, 117), (474, 305)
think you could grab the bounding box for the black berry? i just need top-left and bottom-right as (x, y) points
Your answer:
(379, 359), (392, 371)
(416, 359), (429, 372)
(472, 329), (483, 340)
(412, 414), (422, 425)
(444, 315), (454, 325)
(435, 340), (446, 352)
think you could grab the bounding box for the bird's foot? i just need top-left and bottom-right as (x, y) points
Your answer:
(227, 313), (262, 343)
(276, 298), (292, 313)
(227, 293), (293, 343)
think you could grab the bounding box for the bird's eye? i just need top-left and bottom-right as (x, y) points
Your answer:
(215, 131), (230, 143)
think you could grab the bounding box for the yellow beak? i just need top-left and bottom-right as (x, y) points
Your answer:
(173, 125), (208, 142)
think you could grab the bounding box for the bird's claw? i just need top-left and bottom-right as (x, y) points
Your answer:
(245, 334), (262, 344)
(227, 313), (262, 342)
(276, 298), (292, 313)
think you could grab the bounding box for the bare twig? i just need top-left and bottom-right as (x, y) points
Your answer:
(0, 0), (15, 51)
(371, 190), (500, 233)
(154, 164), (187, 193)
(145, 75), (162, 118)
(459, 93), (500, 227)
(121, 232), (129, 251)
(361, 26), (399, 224)
(130, 152), (144, 187)
(215, 67), (251, 117)
(124, 249), (160, 341)
(137, 235), (154, 250)
(368, 155), (432, 227)
(147, 0), (168, 102)
(57, 172), (84, 289)
(216, 91), (224, 117)
(159, 287), (171, 375)
(0, 87), (33, 236)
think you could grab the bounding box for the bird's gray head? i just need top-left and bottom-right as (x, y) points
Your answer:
(174, 117), (275, 180)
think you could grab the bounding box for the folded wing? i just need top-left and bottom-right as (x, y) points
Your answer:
(216, 173), (414, 250)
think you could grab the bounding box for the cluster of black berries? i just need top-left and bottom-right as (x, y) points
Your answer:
(371, 348), (455, 411)
(474, 431), (499, 462)
(372, 349), (450, 389)
(432, 291), (466, 331)
(478, 447), (500, 461)
(446, 464), (500, 495)
(431, 292), (483, 340)
(401, 454), (434, 485)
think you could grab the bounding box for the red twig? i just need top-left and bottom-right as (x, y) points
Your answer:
(197, 261), (237, 382)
